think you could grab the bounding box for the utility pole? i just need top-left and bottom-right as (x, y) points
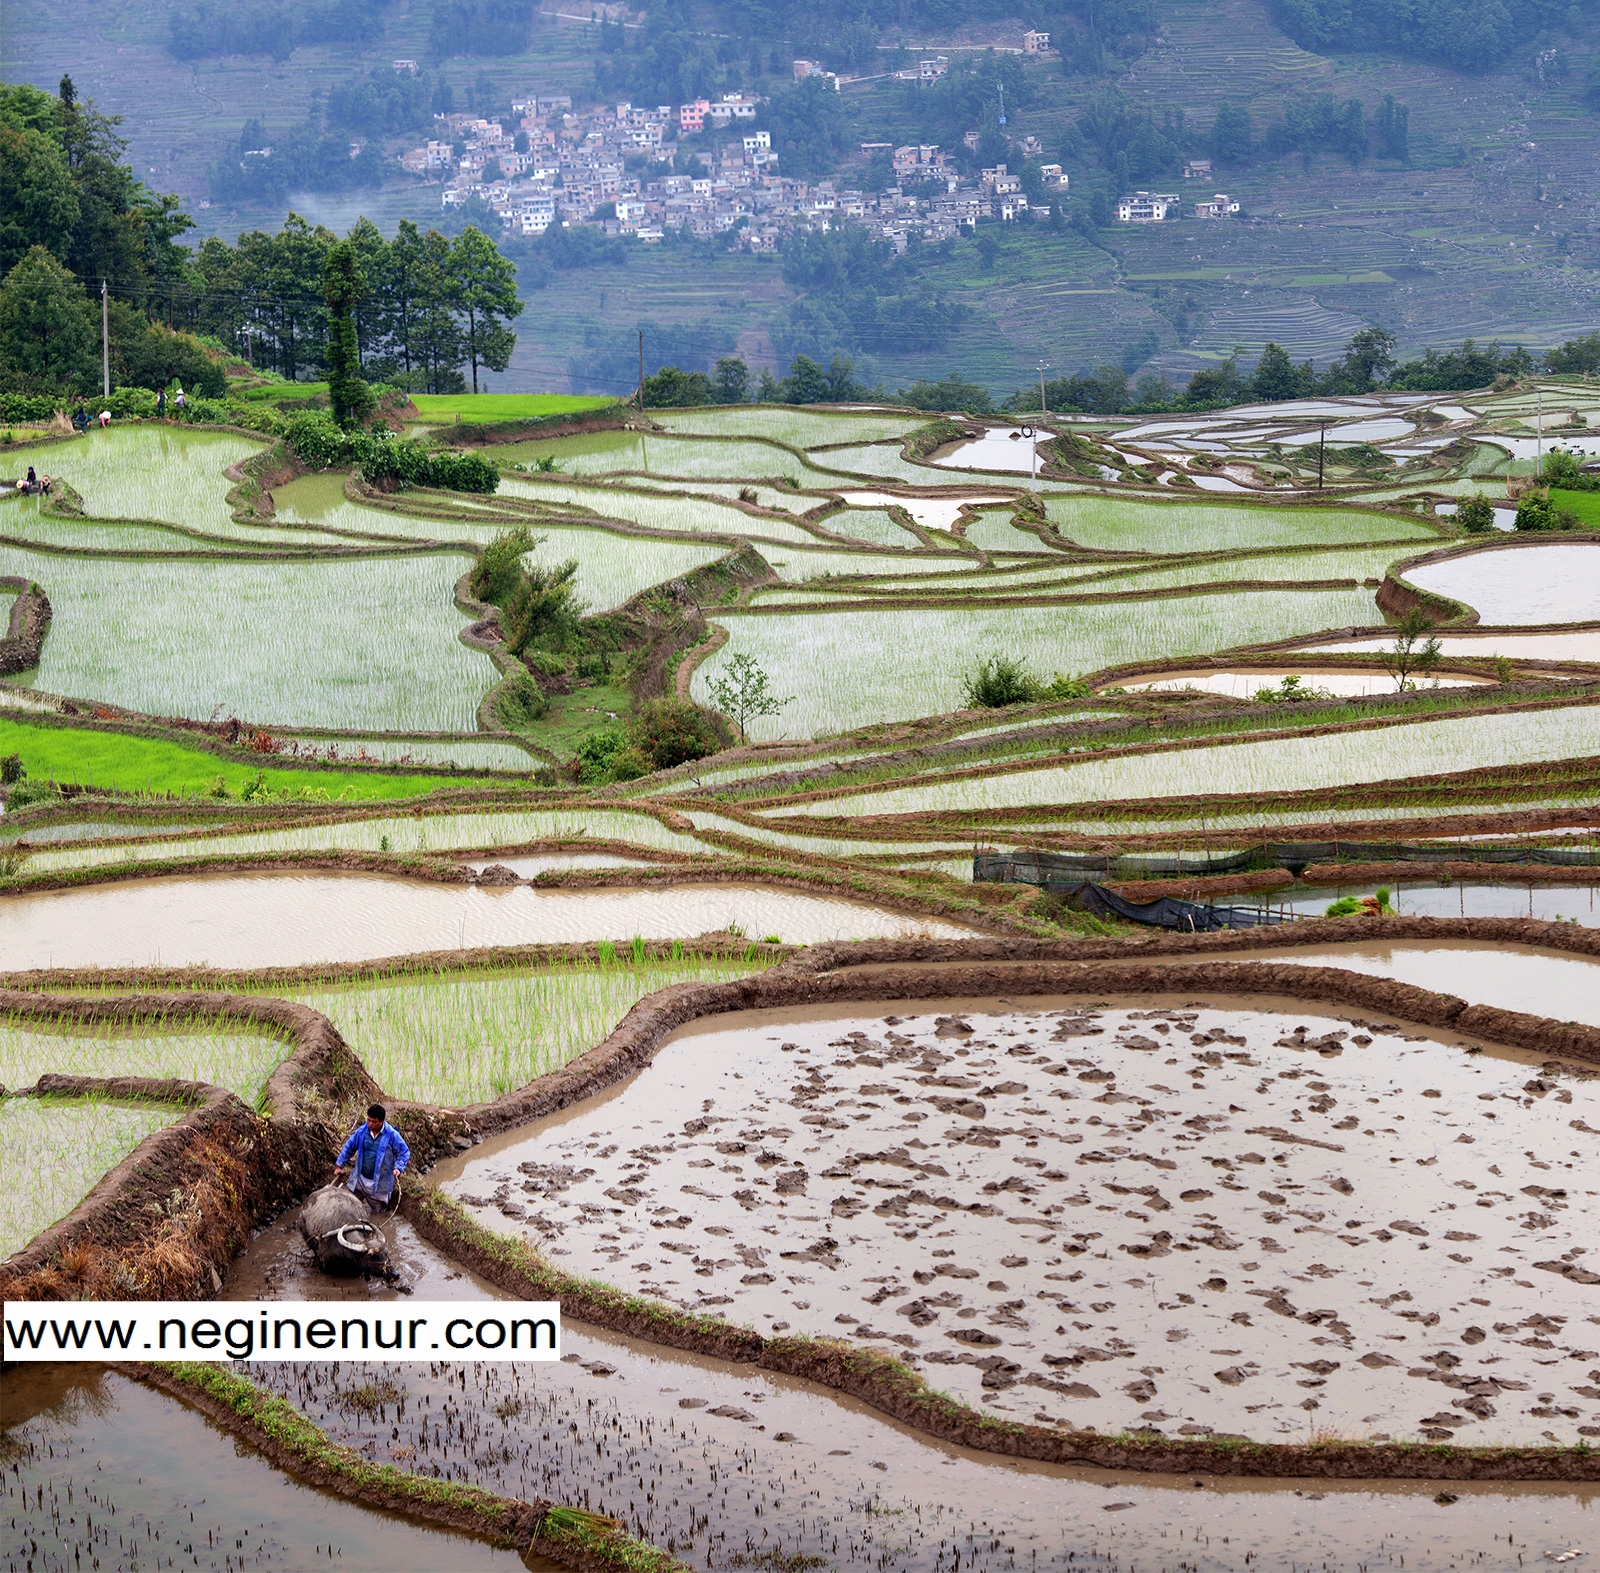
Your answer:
(1037, 360), (1050, 417)
(1536, 383), (1544, 480)
(1317, 421), (1325, 489)
(637, 329), (644, 410)
(101, 280), (110, 398)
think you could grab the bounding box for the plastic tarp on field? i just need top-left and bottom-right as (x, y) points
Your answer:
(973, 841), (1600, 882)
(972, 852), (1295, 930)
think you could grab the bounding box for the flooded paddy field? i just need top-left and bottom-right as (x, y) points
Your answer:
(1283, 882), (1600, 925)
(441, 992), (1600, 1447)
(1233, 938), (1600, 1030)
(0, 873), (976, 969)
(1404, 543), (1600, 625)
(208, 1188), (1600, 1572)
(0, 1365), (529, 1572)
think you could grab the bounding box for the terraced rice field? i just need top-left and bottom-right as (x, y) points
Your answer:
(693, 588), (1383, 738)
(0, 545), (496, 730)
(0, 1017), (290, 1103)
(0, 1095), (181, 1258)
(775, 701), (1600, 818)
(288, 959), (764, 1105)
(16, 391), (1600, 1572)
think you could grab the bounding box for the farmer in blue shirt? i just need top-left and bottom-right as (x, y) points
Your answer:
(334, 1103), (410, 1212)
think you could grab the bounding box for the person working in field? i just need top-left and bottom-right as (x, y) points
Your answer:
(334, 1102), (410, 1212)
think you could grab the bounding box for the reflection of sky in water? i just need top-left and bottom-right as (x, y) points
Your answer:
(1407, 543), (1600, 623)
(1123, 668), (1484, 698)
(1305, 628), (1600, 659)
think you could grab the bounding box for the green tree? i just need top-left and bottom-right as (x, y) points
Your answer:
(782, 353), (831, 404)
(1454, 493), (1496, 533)
(447, 226), (521, 394)
(1323, 326), (1397, 393)
(706, 653), (793, 742)
(1210, 100), (1254, 166)
(1380, 608), (1441, 691)
(322, 240), (373, 429)
(0, 245), (98, 393)
(962, 655), (1034, 708)
(642, 365), (712, 406)
(712, 355), (750, 404)
(1251, 341), (1314, 402)
(1373, 94), (1409, 161)
(1514, 492), (1555, 531)
(1542, 448), (1583, 486)
(1546, 333), (1600, 375)
(0, 115), (79, 276)
(629, 697), (732, 770)
(902, 372), (993, 413)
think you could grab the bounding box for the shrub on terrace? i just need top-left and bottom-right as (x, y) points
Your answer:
(495, 672), (549, 728)
(1454, 494), (1496, 533)
(630, 697), (732, 770)
(283, 412), (499, 493)
(962, 656), (1091, 708)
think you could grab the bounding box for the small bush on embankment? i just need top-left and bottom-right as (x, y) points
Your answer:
(284, 414), (499, 493)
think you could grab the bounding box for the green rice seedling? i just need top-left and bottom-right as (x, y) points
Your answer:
(289, 959), (765, 1105)
(653, 409), (927, 448)
(776, 700), (1600, 819)
(0, 1093), (182, 1258)
(3, 428), (264, 527)
(0, 1013), (292, 1103)
(692, 588), (1381, 739)
(763, 545), (975, 582)
(818, 444), (1027, 487)
(26, 809), (712, 874)
(1042, 495), (1436, 552)
(962, 511), (1054, 553)
(1055, 544), (1416, 594)
(0, 545), (498, 733)
(268, 734), (538, 771)
(603, 475), (818, 513)
(517, 525), (732, 612)
(816, 508), (922, 549)
(497, 478), (820, 544)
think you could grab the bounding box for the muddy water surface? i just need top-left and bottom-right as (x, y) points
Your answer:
(441, 993), (1600, 1446)
(0, 1365), (526, 1571)
(227, 1193), (1600, 1570)
(1229, 938), (1600, 1027)
(1284, 883), (1600, 925)
(0, 872), (973, 969)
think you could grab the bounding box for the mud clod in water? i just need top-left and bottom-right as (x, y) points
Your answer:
(446, 996), (1600, 1446)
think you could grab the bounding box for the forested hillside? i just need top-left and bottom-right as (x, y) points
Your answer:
(7, 0), (1599, 396)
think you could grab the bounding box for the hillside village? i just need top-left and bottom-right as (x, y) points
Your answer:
(401, 46), (1090, 253)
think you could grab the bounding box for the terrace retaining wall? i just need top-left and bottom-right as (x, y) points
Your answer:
(0, 575), (50, 674)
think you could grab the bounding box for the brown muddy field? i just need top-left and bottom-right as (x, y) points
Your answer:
(0, 873), (975, 969)
(216, 1193), (1600, 1572)
(438, 991), (1600, 1448)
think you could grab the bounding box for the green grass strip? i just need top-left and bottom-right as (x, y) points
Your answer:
(410, 393), (617, 419)
(0, 717), (494, 801)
